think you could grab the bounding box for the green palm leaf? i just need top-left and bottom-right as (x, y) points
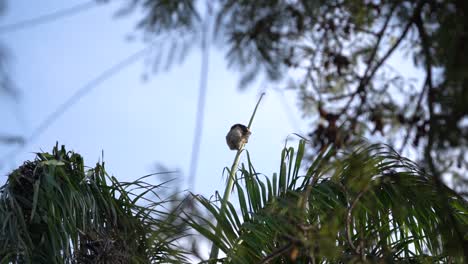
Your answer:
(188, 140), (467, 263)
(0, 144), (187, 263)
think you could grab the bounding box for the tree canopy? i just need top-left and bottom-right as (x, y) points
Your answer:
(1, 1), (467, 262)
(119, 0), (467, 192)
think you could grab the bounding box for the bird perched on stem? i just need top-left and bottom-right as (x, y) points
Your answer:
(226, 124), (251, 150)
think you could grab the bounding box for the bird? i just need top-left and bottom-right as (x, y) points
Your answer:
(226, 124), (251, 150)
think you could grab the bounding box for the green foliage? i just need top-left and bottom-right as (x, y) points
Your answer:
(0, 142), (466, 263)
(0, 144), (186, 263)
(187, 140), (468, 263)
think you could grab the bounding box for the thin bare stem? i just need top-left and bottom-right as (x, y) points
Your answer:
(346, 188), (368, 255)
(208, 93), (265, 262)
(248, 93), (266, 129)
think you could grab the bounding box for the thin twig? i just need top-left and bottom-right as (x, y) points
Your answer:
(0, 44), (155, 168)
(362, 0), (426, 92)
(0, 1), (99, 34)
(259, 243), (293, 264)
(339, 1), (424, 135)
(325, 92), (355, 101)
(339, 3), (397, 116)
(346, 188), (368, 254)
(399, 75), (428, 153)
(247, 93), (266, 129)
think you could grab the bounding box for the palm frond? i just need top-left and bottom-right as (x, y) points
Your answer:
(0, 144), (188, 263)
(188, 140), (467, 263)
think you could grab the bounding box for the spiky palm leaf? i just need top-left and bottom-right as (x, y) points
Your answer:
(187, 140), (467, 263)
(0, 144), (187, 263)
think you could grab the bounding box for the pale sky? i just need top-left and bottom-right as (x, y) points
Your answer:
(0, 0), (308, 197)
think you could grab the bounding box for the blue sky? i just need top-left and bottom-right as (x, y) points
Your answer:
(0, 0), (307, 196)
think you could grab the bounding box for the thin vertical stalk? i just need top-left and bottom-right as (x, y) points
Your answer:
(209, 93), (265, 261)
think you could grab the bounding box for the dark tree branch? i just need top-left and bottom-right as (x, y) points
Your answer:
(415, 9), (468, 258)
(416, 6), (435, 173)
(353, 26), (379, 37)
(325, 92), (355, 101)
(259, 243), (293, 264)
(399, 75), (428, 153)
(362, 0), (426, 92)
(0, 135), (24, 145)
(337, 1), (425, 142)
(339, 3), (399, 116)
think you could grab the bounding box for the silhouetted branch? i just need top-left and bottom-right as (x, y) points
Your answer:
(416, 8), (468, 258)
(0, 1), (99, 34)
(260, 243), (293, 264)
(0, 135), (24, 145)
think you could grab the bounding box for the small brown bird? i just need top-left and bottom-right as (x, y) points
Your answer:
(226, 124), (251, 150)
